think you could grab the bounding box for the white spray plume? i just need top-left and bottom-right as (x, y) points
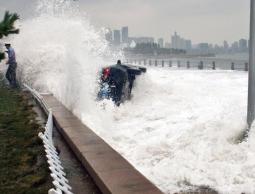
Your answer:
(10, 0), (123, 122)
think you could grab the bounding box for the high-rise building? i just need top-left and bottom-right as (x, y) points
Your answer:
(113, 30), (121, 46)
(158, 38), (164, 48)
(223, 40), (229, 49)
(185, 40), (192, 50)
(231, 41), (239, 51)
(121, 26), (129, 43)
(171, 32), (180, 49)
(171, 32), (191, 50)
(239, 39), (248, 51)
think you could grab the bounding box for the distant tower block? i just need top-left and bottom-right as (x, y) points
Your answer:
(177, 61), (181, 68)
(231, 62), (235, 70)
(169, 60), (172, 67)
(198, 61), (203, 70)
(121, 26), (129, 43)
(187, 61), (190, 69)
(212, 61), (216, 70)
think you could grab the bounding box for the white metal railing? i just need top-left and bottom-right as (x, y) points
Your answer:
(23, 84), (73, 194)
(23, 83), (50, 114)
(39, 110), (74, 194)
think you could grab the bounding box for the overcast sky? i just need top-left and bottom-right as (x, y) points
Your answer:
(0, 0), (250, 45)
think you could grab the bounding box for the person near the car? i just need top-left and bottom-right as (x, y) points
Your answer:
(5, 43), (17, 88)
(110, 60), (127, 104)
(117, 59), (121, 65)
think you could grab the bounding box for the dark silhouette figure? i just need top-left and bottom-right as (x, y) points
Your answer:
(5, 43), (17, 88)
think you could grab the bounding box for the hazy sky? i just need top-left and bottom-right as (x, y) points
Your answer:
(0, 0), (250, 45)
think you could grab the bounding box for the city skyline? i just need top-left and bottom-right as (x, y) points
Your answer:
(107, 26), (248, 50)
(106, 26), (249, 56)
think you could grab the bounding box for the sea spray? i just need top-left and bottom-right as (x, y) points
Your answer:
(9, 0), (122, 129)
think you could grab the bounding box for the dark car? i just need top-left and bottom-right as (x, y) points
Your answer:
(97, 60), (146, 105)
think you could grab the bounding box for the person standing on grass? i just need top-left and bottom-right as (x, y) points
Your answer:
(5, 43), (17, 88)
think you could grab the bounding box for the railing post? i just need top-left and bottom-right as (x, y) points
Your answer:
(48, 189), (59, 194)
(212, 61), (216, 70)
(155, 60), (158, 66)
(138, 60), (141, 65)
(187, 61), (190, 69)
(231, 62), (235, 70)
(245, 62), (249, 71)
(177, 61), (180, 68)
(162, 60), (164, 67)
(198, 61), (203, 69)
(169, 60), (172, 67)
(149, 60), (152, 66)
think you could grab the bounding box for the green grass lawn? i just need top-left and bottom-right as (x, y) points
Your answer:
(0, 81), (52, 194)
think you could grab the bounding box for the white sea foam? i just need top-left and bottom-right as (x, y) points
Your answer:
(94, 68), (253, 194)
(1, 0), (255, 193)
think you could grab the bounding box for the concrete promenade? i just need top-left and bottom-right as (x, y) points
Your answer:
(41, 94), (164, 194)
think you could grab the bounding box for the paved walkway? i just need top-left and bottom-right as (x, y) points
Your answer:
(41, 94), (164, 194)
